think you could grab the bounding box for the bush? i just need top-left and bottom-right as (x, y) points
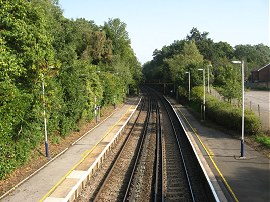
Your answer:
(245, 110), (262, 135)
(177, 86), (187, 98)
(256, 136), (270, 148)
(189, 86), (204, 112)
(189, 87), (262, 136)
(205, 96), (261, 135)
(191, 86), (204, 103)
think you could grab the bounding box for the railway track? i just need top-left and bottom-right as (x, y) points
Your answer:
(160, 93), (196, 201)
(160, 91), (218, 201)
(154, 98), (163, 202)
(124, 93), (158, 201)
(75, 98), (144, 202)
(93, 94), (151, 201)
(77, 88), (219, 202)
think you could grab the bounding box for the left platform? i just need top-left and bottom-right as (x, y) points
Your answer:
(1, 97), (140, 202)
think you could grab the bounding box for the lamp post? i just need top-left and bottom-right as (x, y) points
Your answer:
(198, 68), (205, 121)
(42, 66), (54, 159)
(41, 73), (49, 158)
(185, 71), (191, 101)
(232, 60), (245, 158)
(94, 96), (97, 123)
(207, 64), (212, 94)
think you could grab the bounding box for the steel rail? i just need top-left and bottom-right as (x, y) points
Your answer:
(154, 98), (160, 202)
(93, 97), (146, 201)
(160, 103), (164, 202)
(154, 99), (164, 202)
(161, 96), (196, 201)
(146, 86), (219, 201)
(123, 94), (152, 201)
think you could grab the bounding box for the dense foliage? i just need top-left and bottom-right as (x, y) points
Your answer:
(0, 0), (142, 179)
(143, 27), (270, 98)
(190, 88), (261, 135)
(143, 27), (269, 135)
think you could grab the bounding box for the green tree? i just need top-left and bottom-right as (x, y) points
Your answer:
(215, 60), (242, 102)
(166, 41), (204, 91)
(90, 30), (113, 64)
(102, 18), (141, 94)
(0, 0), (57, 179)
(234, 44), (270, 74)
(212, 41), (234, 59)
(103, 18), (131, 58)
(186, 27), (214, 60)
(0, 0), (142, 180)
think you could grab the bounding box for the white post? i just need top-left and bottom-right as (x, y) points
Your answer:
(232, 60), (245, 158)
(185, 71), (191, 101)
(241, 60), (245, 158)
(207, 65), (211, 94)
(203, 69), (206, 120)
(42, 73), (49, 158)
(189, 72), (191, 101)
(94, 96), (97, 123)
(198, 69), (205, 121)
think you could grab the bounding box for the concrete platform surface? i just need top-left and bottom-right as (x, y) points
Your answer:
(168, 97), (270, 202)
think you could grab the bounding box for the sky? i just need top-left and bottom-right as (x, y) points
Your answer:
(58, 0), (270, 64)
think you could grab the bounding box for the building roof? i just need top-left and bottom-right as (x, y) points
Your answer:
(252, 63), (270, 72)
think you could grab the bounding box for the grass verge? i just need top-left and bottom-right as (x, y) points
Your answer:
(255, 135), (270, 148)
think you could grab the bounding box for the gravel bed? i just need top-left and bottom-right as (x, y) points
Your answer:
(131, 113), (157, 202)
(93, 104), (147, 201)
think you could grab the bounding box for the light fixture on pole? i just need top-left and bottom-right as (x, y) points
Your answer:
(42, 66), (54, 159)
(232, 60), (245, 158)
(41, 73), (49, 158)
(94, 96), (97, 123)
(198, 68), (205, 121)
(207, 64), (212, 94)
(185, 71), (191, 101)
(41, 66), (54, 159)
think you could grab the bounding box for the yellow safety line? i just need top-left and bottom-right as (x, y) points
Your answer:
(39, 105), (133, 202)
(80, 149), (90, 157)
(178, 109), (239, 202)
(209, 149), (215, 156)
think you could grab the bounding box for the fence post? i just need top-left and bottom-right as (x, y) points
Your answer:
(258, 104), (260, 117)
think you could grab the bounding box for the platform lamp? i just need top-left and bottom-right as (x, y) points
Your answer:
(198, 68), (205, 121)
(232, 60), (245, 158)
(42, 66), (54, 159)
(207, 64), (212, 94)
(185, 71), (191, 101)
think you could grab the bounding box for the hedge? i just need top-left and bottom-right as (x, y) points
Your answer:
(190, 86), (261, 135)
